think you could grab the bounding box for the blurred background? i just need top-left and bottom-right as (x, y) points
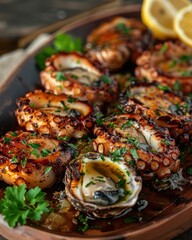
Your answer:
(0, 0), (141, 55)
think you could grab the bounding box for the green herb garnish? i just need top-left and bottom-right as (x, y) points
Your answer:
(11, 156), (18, 163)
(126, 134), (139, 148)
(0, 184), (50, 227)
(4, 137), (11, 144)
(61, 100), (69, 110)
(116, 22), (131, 34)
(130, 148), (139, 159)
(157, 85), (171, 91)
(41, 149), (51, 157)
(100, 75), (112, 84)
(111, 148), (127, 162)
(44, 166), (52, 175)
(35, 33), (83, 70)
(29, 143), (40, 149)
(21, 159), (27, 168)
(121, 120), (134, 129)
(56, 72), (67, 81)
(67, 95), (77, 103)
(11, 132), (18, 137)
(160, 43), (168, 53)
(77, 213), (89, 232)
(57, 136), (70, 141)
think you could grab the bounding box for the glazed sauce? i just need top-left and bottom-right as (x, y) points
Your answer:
(27, 152), (191, 237)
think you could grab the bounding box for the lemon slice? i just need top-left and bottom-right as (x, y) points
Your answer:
(141, 0), (190, 39)
(174, 4), (192, 47)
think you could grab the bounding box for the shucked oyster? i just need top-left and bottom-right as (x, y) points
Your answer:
(64, 152), (142, 218)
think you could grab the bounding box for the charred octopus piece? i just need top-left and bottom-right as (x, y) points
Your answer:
(0, 131), (75, 189)
(93, 114), (180, 179)
(64, 152), (142, 218)
(16, 90), (95, 138)
(120, 81), (192, 144)
(40, 52), (118, 105)
(86, 17), (152, 71)
(135, 41), (192, 94)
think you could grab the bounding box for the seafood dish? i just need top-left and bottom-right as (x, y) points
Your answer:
(0, 12), (191, 240)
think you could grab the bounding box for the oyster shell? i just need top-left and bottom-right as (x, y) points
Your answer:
(64, 152), (142, 218)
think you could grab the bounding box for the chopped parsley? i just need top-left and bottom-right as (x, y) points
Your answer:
(67, 95), (77, 103)
(57, 136), (70, 141)
(100, 75), (112, 84)
(21, 159), (27, 168)
(160, 43), (168, 53)
(35, 33), (83, 70)
(107, 122), (115, 128)
(21, 139), (27, 145)
(121, 120), (134, 129)
(116, 22), (131, 34)
(181, 70), (192, 77)
(56, 72), (67, 81)
(157, 84), (171, 91)
(61, 101), (69, 110)
(173, 80), (182, 91)
(130, 148), (139, 159)
(41, 149), (51, 157)
(11, 132), (18, 137)
(29, 143), (40, 149)
(161, 139), (171, 146)
(77, 213), (90, 232)
(85, 176), (105, 188)
(95, 111), (105, 126)
(117, 177), (126, 189)
(11, 156), (18, 163)
(4, 137), (11, 144)
(44, 166), (52, 175)
(179, 55), (192, 63)
(126, 134), (139, 148)
(67, 143), (78, 150)
(29, 103), (35, 107)
(111, 148), (127, 162)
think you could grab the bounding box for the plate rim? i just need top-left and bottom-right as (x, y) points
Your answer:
(0, 3), (191, 240)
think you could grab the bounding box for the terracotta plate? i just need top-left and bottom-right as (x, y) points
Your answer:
(0, 4), (192, 240)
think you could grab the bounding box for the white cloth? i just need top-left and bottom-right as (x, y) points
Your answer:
(0, 34), (51, 88)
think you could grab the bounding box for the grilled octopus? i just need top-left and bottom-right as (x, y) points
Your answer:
(93, 114), (180, 179)
(0, 131), (76, 189)
(40, 52), (118, 105)
(120, 81), (192, 144)
(135, 41), (192, 94)
(86, 17), (152, 71)
(16, 90), (95, 138)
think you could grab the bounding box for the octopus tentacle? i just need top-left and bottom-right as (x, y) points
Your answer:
(93, 114), (180, 179)
(40, 52), (118, 105)
(120, 81), (192, 144)
(86, 17), (152, 71)
(135, 41), (192, 94)
(0, 131), (76, 189)
(16, 90), (95, 138)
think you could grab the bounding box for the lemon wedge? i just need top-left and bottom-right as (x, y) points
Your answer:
(141, 0), (190, 39)
(174, 4), (192, 47)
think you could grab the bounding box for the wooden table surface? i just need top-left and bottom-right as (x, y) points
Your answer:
(0, 0), (192, 239)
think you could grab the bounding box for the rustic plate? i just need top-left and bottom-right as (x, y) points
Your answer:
(0, 4), (192, 240)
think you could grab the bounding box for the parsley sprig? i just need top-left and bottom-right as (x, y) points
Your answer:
(35, 33), (83, 70)
(0, 185), (50, 227)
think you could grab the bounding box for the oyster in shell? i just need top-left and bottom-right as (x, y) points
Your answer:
(64, 152), (142, 218)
